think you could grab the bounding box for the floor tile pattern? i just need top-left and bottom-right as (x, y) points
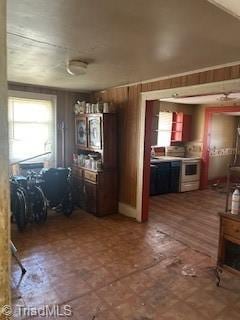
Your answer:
(11, 189), (240, 319)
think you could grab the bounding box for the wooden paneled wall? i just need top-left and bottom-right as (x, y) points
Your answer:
(8, 83), (91, 166)
(6, 64), (240, 211)
(0, 0), (10, 309)
(141, 65), (240, 92)
(95, 85), (141, 207)
(95, 64), (240, 209)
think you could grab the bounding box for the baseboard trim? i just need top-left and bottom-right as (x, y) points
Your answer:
(208, 175), (240, 186)
(118, 202), (137, 219)
(208, 176), (227, 185)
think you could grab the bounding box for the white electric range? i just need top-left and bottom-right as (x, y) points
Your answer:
(180, 157), (201, 192)
(151, 155), (201, 192)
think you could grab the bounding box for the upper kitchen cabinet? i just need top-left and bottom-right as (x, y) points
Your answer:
(171, 112), (192, 142)
(152, 111), (192, 147)
(182, 114), (192, 142)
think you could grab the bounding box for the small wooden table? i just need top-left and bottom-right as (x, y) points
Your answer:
(217, 212), (240, 286)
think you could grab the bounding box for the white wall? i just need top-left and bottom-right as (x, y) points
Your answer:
(208, 114), (237, 180)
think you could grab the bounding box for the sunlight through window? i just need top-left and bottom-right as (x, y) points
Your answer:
(8, 95), (56, 164)
(157, 112), (173, 147)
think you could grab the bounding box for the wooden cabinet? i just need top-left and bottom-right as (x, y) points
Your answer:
(72, 176), (85, 208)
(88, 116), (102, 149)
(182, 114), (192, 142)
(75, 117), (87, 147)
(216, 213), (240, 286)
(171, 112), (192, 143)
(72, 113), (118, 216)
(151, 111), (192, 146)
(85, 180), (97, 214)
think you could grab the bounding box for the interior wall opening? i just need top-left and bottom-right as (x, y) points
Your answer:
(141, 88), (240, 257)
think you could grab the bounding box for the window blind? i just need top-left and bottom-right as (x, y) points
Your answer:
(8, 96), (56, 164)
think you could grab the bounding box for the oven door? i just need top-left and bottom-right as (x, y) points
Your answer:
(181, 160), (200, 182)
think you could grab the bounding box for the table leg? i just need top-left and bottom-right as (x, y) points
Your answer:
(225, 169), (231, 212)
(215, 266), (222, 287)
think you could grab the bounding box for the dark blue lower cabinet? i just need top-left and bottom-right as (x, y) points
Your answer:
(170, 161), (181, 193)
(150, 165), (159, 195)
(156, 162), (171, 194)
(150, 161), (180, 195)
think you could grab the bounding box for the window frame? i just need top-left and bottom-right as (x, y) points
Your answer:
(8, 90), (57, 166)
(157, 111), (173, 147)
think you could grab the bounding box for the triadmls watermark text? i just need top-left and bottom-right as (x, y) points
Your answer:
(1, 304), (73, 318)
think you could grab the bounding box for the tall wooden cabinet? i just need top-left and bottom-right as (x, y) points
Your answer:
(216, 213), (240, 286)
(72, 113), (118, 216)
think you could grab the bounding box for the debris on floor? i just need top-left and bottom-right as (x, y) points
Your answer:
(91, 305), (101, 320)
(211, 182), (227, 194)
(165, 256), (182, 268)
(181, 264), (197, 277)
(12, 189), (240, 319)
(156, 230), (167, 238)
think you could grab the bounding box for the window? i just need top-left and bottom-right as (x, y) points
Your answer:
(8, 92), (56, 165)
(157, 112), (173, 147)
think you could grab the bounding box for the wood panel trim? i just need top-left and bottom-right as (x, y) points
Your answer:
(0, 0), (10, 307)
(94, 85), (140, 208)
(141, 64), (240, 92)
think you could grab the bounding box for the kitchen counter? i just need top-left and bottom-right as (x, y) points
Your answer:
(151, 156), (201, 164)
(151, 156), (181, 163)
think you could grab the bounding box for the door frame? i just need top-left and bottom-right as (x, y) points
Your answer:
(141, 100), (156, 221)
(136, 79), (240, 222)
(201, 105), (240, 188)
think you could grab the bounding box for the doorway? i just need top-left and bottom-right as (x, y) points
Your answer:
(138, 91), (240, 257)
(146, 98), (239, 257)
(140, 92), (240, 257)
(202, 105), (240, 188)
(138, 83), (240, 224)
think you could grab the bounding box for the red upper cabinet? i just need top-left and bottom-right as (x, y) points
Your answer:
(171, 112), (183, 142)
(182, 114), (192, 142)
(171, 112), (192, 142)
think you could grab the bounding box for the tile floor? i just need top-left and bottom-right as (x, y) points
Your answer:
(11, 190), (240, 320)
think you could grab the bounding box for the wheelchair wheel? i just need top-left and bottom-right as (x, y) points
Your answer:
(31, 186), (47, 223)
(13, 189), (28, 231)
(62, 192), (73, 217)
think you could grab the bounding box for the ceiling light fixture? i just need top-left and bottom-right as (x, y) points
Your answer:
(66, 60), (88, 76)
(218, 93), (237, 102)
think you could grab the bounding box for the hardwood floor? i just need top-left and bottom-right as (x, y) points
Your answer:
(149, 189), (226, 258)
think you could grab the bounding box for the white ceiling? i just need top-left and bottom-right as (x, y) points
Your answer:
(7, 0), (240, 91)
(160, 92), (240, 105)
(208, 0), (240, 19)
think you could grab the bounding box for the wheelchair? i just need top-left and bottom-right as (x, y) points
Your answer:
(40, 167), (73, 217)
(10, 174), (47, 231)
